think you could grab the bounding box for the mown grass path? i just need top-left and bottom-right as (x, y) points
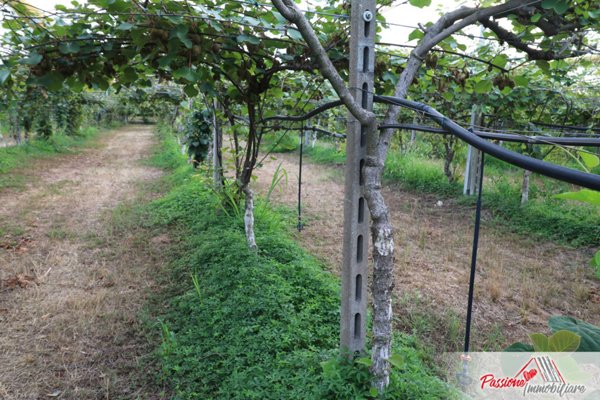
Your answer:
(0, 126), (167, 399)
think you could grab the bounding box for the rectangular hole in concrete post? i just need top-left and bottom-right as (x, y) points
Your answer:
(354, 313), (361, 339)
(356, 235), (363, 262)
(364, 18), (370, 38)
(359, 159), (365, 186)
(362, 83), (369, 108)
(358, 197), (364, 223)
(362, 47), (369, 73)
(355, 274), (362, 301)
(360, 125), (366, 147)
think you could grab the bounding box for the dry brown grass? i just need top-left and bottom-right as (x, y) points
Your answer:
(253, 150), (600, 352)
(0, 126), (169, 399)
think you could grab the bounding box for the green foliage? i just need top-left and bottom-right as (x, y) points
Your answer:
(384, 152), (461, 197)
(506, 316), (600, 353)
(555, 189), (600, 206)
(529, 330), (581, 352)
(144, 132), (456, 399)
(183, 109), (211, 167)
(548, 316), (600, 352)
(261, 132), (299, 153)
(304, 142), (346, 165)
(480, 182), (600, 247)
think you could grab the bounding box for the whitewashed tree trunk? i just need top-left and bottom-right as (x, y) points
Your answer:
(212, 99), (223, 190)
(243, 187), (257, 250)
(521, 169), (531, 205)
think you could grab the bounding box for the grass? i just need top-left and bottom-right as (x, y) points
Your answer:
(0, 126), (103, 189)
(142, 126), (460, 399)
(294, 140), (599, 248)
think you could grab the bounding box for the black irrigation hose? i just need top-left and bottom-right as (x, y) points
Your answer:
(375, 95), (600, 191)
(264, 125), (347, 139)
(379, 123), (600, 146)
(532, 121), (600, 133)
(264, 96), (600, 190)
(261, 100), (344, 123)
(464, 152), (485, 355)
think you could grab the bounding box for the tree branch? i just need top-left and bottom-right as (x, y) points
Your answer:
(270, 0), (374, 126)
(480, 18), (588, 60)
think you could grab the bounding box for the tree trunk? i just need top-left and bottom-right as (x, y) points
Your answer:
(521, 169), (531, 205)
(243, 186), (257, 250)
(443, 137), (456, 183)
(364, 157), (394, 391)
(212, 100), (223, 190)
(14, 122), (22, 145)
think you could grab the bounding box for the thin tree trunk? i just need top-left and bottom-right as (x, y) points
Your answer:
(443, 138), (456, 183)
(521, 169), (531, 205)
(243, 186), (257, 250)
(364, 156), (394, 391)
(15, 122), (22, 145)
(212, 99), (223, 190)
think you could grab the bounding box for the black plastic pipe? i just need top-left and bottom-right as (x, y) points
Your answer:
(375, 95), (600, 191)
(379, 123), (600, 146)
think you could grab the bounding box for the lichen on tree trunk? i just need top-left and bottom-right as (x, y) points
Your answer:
(364, 155), (394, 391)
(521, 169), (531, 205)
(243, 186), (257, 250)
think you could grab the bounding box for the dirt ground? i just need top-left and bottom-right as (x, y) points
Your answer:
(0, 126), (168, 399)
(253, 149), (600, 352)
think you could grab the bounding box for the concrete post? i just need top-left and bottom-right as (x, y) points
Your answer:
(340, 0), (375, 353)
(463, 106), (482, 195)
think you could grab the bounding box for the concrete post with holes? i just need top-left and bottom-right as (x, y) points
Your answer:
(463, 106), (482, 195)
(340, 0), (375, 353)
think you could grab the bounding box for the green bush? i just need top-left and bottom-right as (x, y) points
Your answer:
(384, 152), (461, 197)
(476, 181), (600, 247)
(146, 131), (458, 399)
(261, 132), (300, 153)
(304, 142), (346, 165)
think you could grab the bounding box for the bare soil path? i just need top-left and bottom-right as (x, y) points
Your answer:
(0, 126), (167, 399)
(253, 150), (600, 351)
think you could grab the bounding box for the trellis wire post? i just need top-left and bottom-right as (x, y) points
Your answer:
(298, 126), (304, 232)
(464, 105), (482, 195)
(340, 0), (375, 353)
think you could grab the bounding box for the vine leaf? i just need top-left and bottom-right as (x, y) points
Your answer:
(59, 42), (81, 54)
(548, 317), (600, 352)
(287, 28), (303, 41)
(548, 330), (581, 352)
(0, 69), (10, 84)
(554, 189), (600, 206)
(21, 52), (43, 65)
(37, 71), (64, 91)
(529, 333), (549, 351)
(408, 0), (432, 8)
(579, 151), (600, 170)
(236, 34), (260, 45)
